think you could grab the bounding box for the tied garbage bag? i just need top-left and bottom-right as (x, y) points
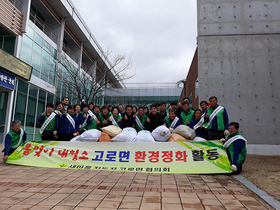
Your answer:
(134, 130), (155, 142)
(152, 125), (171, 142)
(167, 133), (191, 142)
(173, 125), (196, 140)
(99, 131), (113, 142)
(112, 127), (137, 142)
(101, 125), (122, 137)
(70, 129), (101, 142)
(193, 136), (207, 142)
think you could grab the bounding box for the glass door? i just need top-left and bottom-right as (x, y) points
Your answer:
(0, 91), (9, 144)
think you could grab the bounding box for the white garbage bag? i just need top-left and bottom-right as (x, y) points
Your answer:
(112, 127), (137, 142)
(193, 136), (207, 142)
(70, 129), (101, 142)
(152, 125), (171, 142)
(134, 130), (155, 142)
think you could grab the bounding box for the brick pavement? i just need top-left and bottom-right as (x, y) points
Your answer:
(0, 159), (274, 210)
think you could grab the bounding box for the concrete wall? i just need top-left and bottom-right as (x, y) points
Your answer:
(197, 0), (280, 145)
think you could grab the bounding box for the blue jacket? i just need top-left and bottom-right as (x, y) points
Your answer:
(4, 129), (26, 156)
(78, 113), (92, 126)
(189, 119), (209, 140)
(59, 114), (79, 135)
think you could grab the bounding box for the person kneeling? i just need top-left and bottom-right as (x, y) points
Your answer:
(222, 122), (247, 175)
(2, 120), (26, 163)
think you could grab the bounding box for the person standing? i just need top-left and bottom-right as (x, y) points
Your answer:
(122, 105), (134, 128)
(3, 120), (26, 162)
(158, 102), (168, 119)
(132, 106), (148, 132)
(54, 102), (63, 116)
(146, 104), (164, 132)
(37, 103), (58, 140)
(180, 101), (195, 126)
(200, 101), (208, 114)
(61, 97), (69, 112)
(58, 106), (79, 141)
(118, 104), (124, 115)
(222, 122), (247, 175)
(204, 96), (229, 140)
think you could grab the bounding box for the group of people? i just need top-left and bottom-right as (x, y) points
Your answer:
(2, 96), (247, 174)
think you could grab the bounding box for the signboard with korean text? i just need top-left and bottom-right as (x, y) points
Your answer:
(0, 48), (33, 81)
(0, 69), (15, 90)
(7, 141), (232, 174)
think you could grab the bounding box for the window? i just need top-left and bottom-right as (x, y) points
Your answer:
(32, 43), (42, 72)
(15, 92), (27, 124)
(20, 35), (33, 65)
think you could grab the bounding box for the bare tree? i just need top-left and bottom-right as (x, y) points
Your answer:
(49, 49), (133, 103)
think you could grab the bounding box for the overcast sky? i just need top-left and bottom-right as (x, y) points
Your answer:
(71, 0), (197, 85)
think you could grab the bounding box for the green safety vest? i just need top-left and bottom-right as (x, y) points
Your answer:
(227, 131), (247, 164)
(99, 112), (112, 127)
(8, 129), (24, 149)
(181, 109), (194, 125)
(206, 105), (225, 130)
(87, 118), (98, 130)
(41, 113), (56, 131)
(135, 113), (147, 132)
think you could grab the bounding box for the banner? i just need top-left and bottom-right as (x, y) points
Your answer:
(7, 141), (232, 174)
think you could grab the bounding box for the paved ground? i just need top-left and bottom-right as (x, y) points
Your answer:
(0, 160), (274, 210)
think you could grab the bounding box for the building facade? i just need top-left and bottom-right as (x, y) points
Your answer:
(104, 83), (182, 108)
(0, 0), (122, 143)
(180, 0), (280, 153)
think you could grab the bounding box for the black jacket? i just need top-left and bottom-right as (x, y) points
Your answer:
(147, 112), (164, 132)
(121, 112), (135, 128)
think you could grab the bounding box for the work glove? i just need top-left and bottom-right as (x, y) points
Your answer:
(53, 131), (58, 139)
(231, 164), (237, 172)
(220, 138), (226, 143)
(224, 130), (229, 136)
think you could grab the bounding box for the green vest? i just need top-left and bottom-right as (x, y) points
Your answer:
(79, 111), (88, 131)
(227, 131), (247, 164)
(87, 118), (98, 130)
(181, 109), (194, 125)
(41, 113), (56, 131)
(206, 105), (225, 130)
(165, 117), (178, 128)
(135, 113), (147, 132)
(8, 129), (24, 149)
(99, 112), (112, 127)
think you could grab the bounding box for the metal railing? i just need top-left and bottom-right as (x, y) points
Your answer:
(29, 10), (58, 43)
(62, 43), (79, 63)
